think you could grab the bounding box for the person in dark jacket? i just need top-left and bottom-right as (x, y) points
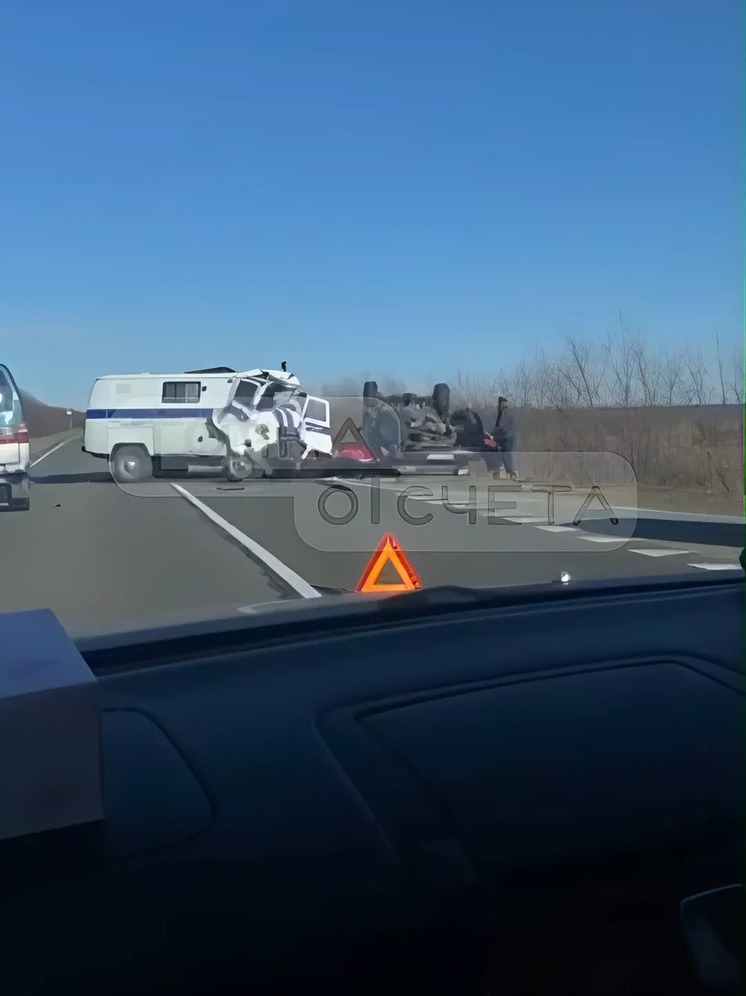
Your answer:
(493, 396), (517, 479)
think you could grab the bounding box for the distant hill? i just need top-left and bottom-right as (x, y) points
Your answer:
(19, 390), (85, 438)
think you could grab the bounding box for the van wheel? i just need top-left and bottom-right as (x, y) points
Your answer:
(111, 445), (153, 483)
(225, 456), (260, 481)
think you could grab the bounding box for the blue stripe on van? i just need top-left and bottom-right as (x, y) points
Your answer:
(85, 408), (332, 431)
(85, 408), (214, 419)
(85, 408), (329, 432)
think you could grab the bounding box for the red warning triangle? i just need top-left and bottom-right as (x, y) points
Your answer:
(332, 416), (370, 451)
(355, 532), (422, 593)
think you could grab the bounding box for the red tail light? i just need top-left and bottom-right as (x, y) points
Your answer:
(0, 422), (29, 445)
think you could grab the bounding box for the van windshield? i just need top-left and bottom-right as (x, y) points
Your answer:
(256, 383), (287, 410)
(234, 380), (258, 404)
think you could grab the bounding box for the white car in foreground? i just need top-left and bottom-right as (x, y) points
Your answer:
(0, 364), (30, 511)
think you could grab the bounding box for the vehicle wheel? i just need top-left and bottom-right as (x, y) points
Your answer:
(433, 382), (450, 418)
(225, 455), (259, 481)
(110, 445), (153, 483)
(363, 380), (379, 400)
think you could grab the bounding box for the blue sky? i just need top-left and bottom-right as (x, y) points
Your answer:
(0, 0), (742, 407)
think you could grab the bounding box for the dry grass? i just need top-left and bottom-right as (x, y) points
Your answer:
(448, 330), (743, 501)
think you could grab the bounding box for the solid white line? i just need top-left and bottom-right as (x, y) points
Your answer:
(170, 483), (322, 599)
(535, 525), (578, 533)
(687, 562), (742, 571)
(628, 548), (690, 557)
(577, 535), (625, 543)
(30, 434), (75, 467)
(501, 515), (547, 524)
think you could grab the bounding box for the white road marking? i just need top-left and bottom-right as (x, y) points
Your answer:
(628, 548), (690, 557)
(30, 435), (75, 467)
(687, 562), (743, 571)
(170, 483), (322, 599)
(536, 525), (578, 533)
(616, 505), (744, 524)
(500, 515), (548, 524)
(577, 535), (625, 543)
(325, 483), (739, 522)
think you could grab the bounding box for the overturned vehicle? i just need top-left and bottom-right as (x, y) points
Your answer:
(330, 380), (499, 475)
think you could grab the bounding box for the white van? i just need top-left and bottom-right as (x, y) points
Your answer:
(83, 366), (333, 482)
(0, 364), (30, 511)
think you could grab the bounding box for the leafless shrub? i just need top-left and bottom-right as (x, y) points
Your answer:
(444, 329), (742, 496)
(603, 315), (638, 406)
(681, 345), (713, 405)
(729, 345), (744, 405)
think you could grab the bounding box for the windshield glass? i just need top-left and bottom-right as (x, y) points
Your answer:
(0, 2), (742, 638)
(233, 380), (259, 404)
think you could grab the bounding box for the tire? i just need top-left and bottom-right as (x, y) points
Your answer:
(264, 436), (304, 477)
(225, 455), (259, 481)
(4, 475), (30, 511)
(110, 445), (153, 483)
(363, 380), (379, 400)
(433, 383), (450, 418)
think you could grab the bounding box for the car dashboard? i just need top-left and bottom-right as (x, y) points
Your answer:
(0, 572), (742, 996)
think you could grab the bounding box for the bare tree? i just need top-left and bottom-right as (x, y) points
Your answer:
(681, 346), (712, 405)
(660, 345), (685, 406)
(729, 345), (744, 404)
(633, 338), (666, 406)
(447, 326), (739, 411)
(451, 369), (502, 413)
(529, 347), (559, 408)
(556, 333), (608, 408)
(604, 313), (639, 406)
(509, 357), (536, 408)
(715, 333), (727, 405)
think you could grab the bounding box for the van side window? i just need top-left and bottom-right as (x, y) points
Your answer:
(162, 381), (201, 404)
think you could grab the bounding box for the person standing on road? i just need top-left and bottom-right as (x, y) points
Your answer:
(493, 396), (517, 480)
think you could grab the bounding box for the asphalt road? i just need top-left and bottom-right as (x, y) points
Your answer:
(1, 432), (742, 638)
